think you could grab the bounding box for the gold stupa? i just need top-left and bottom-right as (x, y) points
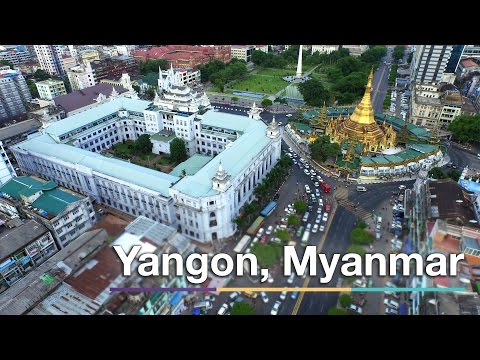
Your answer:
(325, 68), (396, 154)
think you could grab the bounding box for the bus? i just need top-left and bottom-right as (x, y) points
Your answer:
(319, 180), (331, 193)
(260, 201), (277, 217)
(247, 216), (265, 236)
(301, 230), (310, 246)
(234, 235), (252, 253)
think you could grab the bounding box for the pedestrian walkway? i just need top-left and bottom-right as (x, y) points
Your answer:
(337, 199), (372, 221)
(334, 187), (348, 200)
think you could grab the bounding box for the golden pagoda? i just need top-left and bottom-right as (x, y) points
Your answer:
(325, 68), (396, 154)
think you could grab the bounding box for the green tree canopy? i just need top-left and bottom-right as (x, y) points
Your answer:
(298, 79), (329, 107)
(139, 59), (168, 75)
(275, 228), (290, 244)
(287, 215), (300, 227)
(347, 244), (367, 256)
(309, 135), (341, 162)
(328, 307), (349, 315)
(251, 243), (282, 267)
(294, 200), (307, 214)
(392, 45), (405, 62)
(428, 167), (446, 179)
(261, 98), (273, 107)
(447, 169), (461, 182)
(170, 138), (188, 163)
(360, 46), (387, 64)
(230, 301), (255, 315)
(339, 294), (353, 308)
(350, 227), (373, 245)
(448, 115), (480, 143)
(33, 69), (50, 81)
(134, 134), (153, 155)
(27, 79), (39, 98)
(231, 96), (239, 103)
(0, 60), (13, 69)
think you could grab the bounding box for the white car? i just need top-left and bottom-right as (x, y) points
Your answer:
(312, 224), (319, 233)
(399, 185), (406, 190)
(267, 273), (274, 283)
(385, 281), (397, 288)
(286, 114), (292, 117)
(266, 225), (273, 235)
(260, 291), (269, 303)
(287, 273), (295, 284)
(319, 225), (325, 232)
(257, 228), (265, 237)
(304, 169), (310, 176)
(280, 291), (287, 300)
(322, 213), (328, 222)
(270, 301), (282, 315)
(384, 299), (400, 309)
(317, 207), (323, 214)
(385, 307), (398, 315)
(314, 182), (320, 187)
(349, 304), (363, 314)
(217, 303), (229, 315)
(315, 214), (322, 224)
(310, 170), (317, 176)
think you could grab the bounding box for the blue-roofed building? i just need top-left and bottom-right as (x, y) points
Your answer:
(11, 83), (281, 243)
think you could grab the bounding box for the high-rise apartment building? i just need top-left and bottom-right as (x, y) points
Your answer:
(411, 45), (454, 83)
(0, 66), (32, 120)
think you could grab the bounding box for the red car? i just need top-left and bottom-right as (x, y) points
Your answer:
(260, 234), (268, 244)
(325, 204), (331, 213)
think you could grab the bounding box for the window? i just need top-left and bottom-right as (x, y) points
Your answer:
(210, 211), (216, 217)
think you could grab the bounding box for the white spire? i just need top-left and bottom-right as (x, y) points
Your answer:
(296, 45), (303, 79)
(218, 161), (223, 174)
(271, 115), (276, 125)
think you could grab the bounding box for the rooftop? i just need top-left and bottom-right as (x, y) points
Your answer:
(170, 154), (213, 177)
(0, 176), (82, 217)
(0, 119), (41, 141)
(461, 58), (479, 68)
(0, 220), (48, 260)
(429, 179), (476, 223)
(0, 229), (108, 315)
(47, 97), (151, 138)
(13, 134), (180, 197)
(36, 79), (64, 86)
(53, 83), (129, 114)
(173, 111), (271, 197)
(150, 130), (176, 142)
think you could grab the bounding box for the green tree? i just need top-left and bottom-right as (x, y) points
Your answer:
(231, 96), (239, 103)
(275, 228), (290, 244)
(328, 307), (349, 315)
(428, 167), (446, 179)
(347, 244), (367, 256)
(33, 69), (50, 81)
(139, 59), (168, 75)
(392, 45), (405, 62)
(358, 220), (368, 229)
(230, 301), (255, 315)
(339, 294), (353, 308)
(134, 134), (153, 155)
(251, 49), (268, 66)
(170, 138), (188, 163)
(27, 79), (39, 98)
(447, 169), (461, 182)
(298, 79), (329, 107)
(132, 84), (141, 93)
(448, 115), (480, 143)
(309, 135), (341, 162)
(407, 52), (413, 64)
(251, 243), (282, 267)
(0, 60), (13, 69)
(144, 87), (156, 99)
(261, 98), (272, 107)
(360, 46), (387, 64)
(287, 214), (300, 227)
(350, 227), (373, 245)
(294, 200), (307, 214)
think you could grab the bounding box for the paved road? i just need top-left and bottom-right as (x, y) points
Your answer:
(444, 142), (480, 171)
(294, 179), (416, 314)
(371, 48), (392, 113)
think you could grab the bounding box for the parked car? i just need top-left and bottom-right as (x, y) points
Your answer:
(260, 291), (269, 303)
(270, 300), (282, 315)
(280, 291), (287, 300)
(385, 307), (398, 315)
(384, 299), (400, 309)
(312, 224), (319, 233)
(349, 304), (363, 314)
(217, 303), (230, 315)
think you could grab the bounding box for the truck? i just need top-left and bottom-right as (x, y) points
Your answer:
(260, 201), (277, 217)
(246, 216), (265, 236)
(319, 180), (331, 193)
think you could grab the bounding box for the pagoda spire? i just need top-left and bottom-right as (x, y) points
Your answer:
(349, 67), (375, 125)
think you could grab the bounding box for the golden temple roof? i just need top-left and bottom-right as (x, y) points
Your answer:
(349, 68), (375, 125)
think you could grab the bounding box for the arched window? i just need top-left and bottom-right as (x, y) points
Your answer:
(210, 212), (216, 218)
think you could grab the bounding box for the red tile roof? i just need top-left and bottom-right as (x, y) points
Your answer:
(461, 59), (479, 68)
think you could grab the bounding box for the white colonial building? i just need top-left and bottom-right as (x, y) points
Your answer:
(11, 81), (282, 243)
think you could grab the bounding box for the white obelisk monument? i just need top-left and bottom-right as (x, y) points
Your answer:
(295, 45), (303, 79)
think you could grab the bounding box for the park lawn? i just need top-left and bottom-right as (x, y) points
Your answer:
(111, 141), (135, 157)
(230, 67), (294, 95)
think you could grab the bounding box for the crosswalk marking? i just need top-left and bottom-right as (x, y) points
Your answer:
(337, 199), (372, 221)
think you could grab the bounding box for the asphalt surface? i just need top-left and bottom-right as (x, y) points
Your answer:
(371, 48), (392, 113)
(444, 141), (480, 171)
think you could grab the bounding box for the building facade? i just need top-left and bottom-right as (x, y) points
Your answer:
(66, 64), (96, 91)
(33, 45), (65, 77)
(0, 49), (31, 65)
(0, 220), (56, 293)
(160, 67), (200, 87)
(11, 87), (281, 243)
(89, 56), (139, 83)
(462, 45), (480, 60)
(35, 79), (67, 100)
(231, 45), (254, 62)
(311, 45), (339, 54)
(409, 83), (463, 129)
(411, 45), (454, 83)
(0, 66), (32, 121)
(0, 141), (16, 186)
(0, 176), (96, 248)
(341, 45), (368, 56)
